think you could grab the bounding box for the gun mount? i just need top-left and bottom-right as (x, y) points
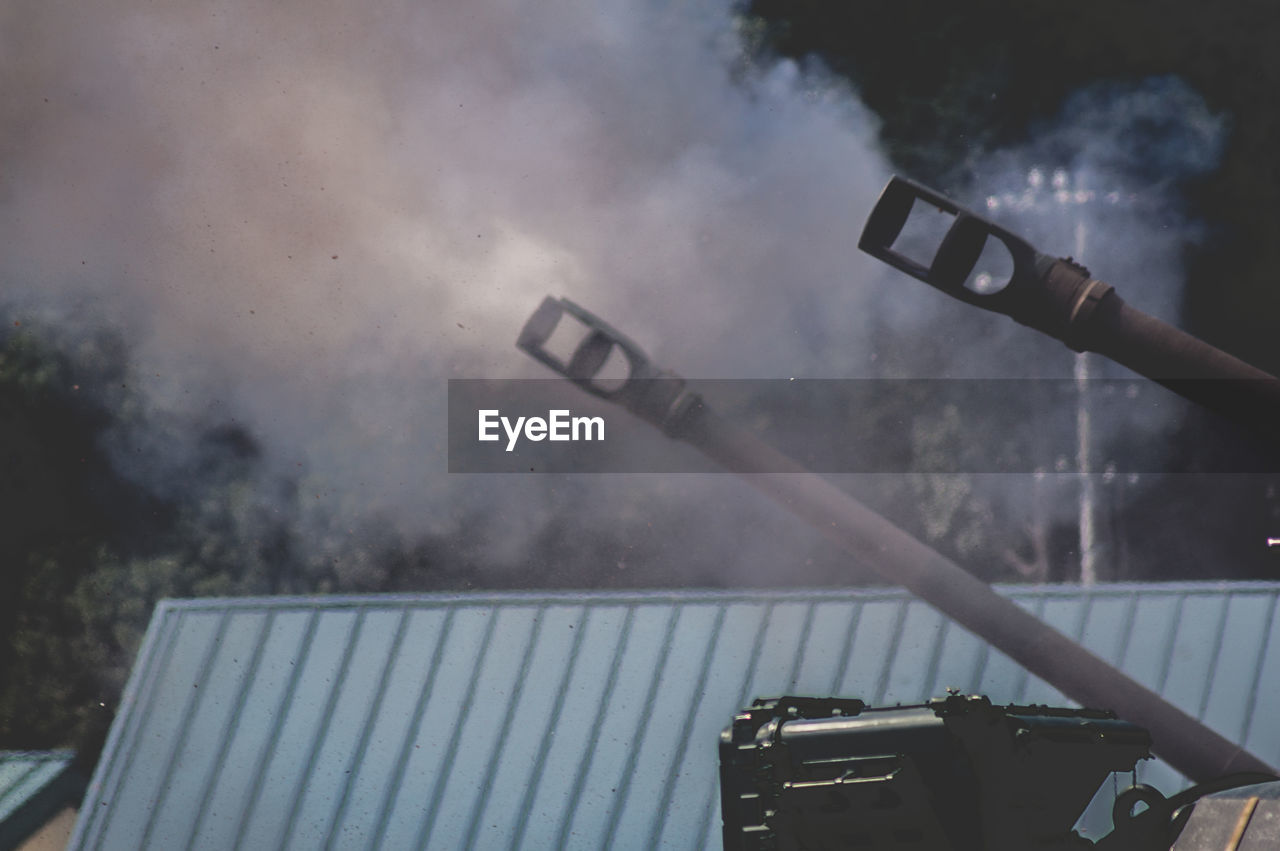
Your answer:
(720, 695), (1150, 850)
(720, 695), (1272, 850)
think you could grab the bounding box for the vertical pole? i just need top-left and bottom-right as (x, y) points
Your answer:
(1075, 215), (1098, 585)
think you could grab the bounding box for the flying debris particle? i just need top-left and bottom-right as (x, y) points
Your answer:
(456, 323), (465, 329)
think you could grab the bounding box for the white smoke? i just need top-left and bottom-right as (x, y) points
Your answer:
(0, 0), (1224, 582)
(965, 76), (1224, 330)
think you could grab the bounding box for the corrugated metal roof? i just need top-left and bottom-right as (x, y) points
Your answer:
(71, 583), (1280, 850)
(0, 750), (83, 849)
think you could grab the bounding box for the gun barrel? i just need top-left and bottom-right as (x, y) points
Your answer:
(1082, 290), (1280, 433)
(859, 175), (1280, 439)
(517, 296), (1276, 783)
(683, 401), (1271, 782)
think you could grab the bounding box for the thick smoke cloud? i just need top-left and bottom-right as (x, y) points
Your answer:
(1, 0), (1223, 583)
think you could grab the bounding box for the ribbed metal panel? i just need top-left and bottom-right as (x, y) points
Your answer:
(0, 750), (82, 849)
(70, 583), (1280, 850)
(0, 751), (75, 823)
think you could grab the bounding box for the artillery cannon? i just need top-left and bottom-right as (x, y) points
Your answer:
(512, 175), (1280, 847)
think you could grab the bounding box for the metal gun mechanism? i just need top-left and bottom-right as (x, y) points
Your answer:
(721, 694), (1156, 851)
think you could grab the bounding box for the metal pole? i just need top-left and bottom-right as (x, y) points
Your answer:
(1073, 214), (1099, 585)
(995, 167), (1105, 584)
